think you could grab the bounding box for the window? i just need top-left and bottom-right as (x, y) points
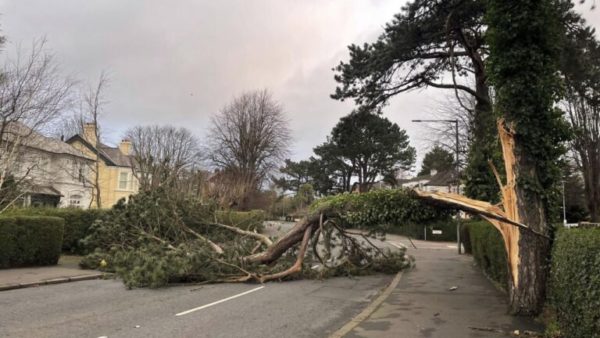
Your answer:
(69, 194), (82, 208)
(78, 166), (86, 183)
(119, 172), (129, 190)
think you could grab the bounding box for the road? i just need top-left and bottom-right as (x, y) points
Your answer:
(0, 275), (392, 338)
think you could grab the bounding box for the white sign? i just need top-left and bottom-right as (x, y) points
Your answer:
(432, 230), (443, 235)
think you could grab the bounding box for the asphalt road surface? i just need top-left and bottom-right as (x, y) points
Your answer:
(0, 275), (392, 338)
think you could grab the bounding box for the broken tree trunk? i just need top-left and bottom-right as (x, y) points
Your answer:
(415, 119), (551, 315)
(244, 212), (322, 265)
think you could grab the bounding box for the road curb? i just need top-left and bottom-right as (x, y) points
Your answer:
(0, 273), (108, 292)
(328, 270), (404, 338)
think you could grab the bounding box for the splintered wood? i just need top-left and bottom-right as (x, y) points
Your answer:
(414, 119), (523, 286)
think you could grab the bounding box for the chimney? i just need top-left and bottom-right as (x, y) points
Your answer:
(82, 123), (97, 147)
(119, 139), (132, 155)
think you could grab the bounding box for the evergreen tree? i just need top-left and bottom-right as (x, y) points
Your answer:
(419, 146), (455, 176)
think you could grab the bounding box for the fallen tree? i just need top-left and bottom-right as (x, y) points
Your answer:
(80, 188), (448, 288)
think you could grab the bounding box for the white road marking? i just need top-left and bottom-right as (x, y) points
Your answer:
(388, 242), (406, 249)
(175, 286), (265, 316)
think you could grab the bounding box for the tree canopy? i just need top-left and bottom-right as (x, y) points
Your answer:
(419, 146), (455, 176)
(331, 0), (499, 202)
(319, 109), (415, 193)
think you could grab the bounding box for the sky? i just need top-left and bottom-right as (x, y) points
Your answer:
(0, 0), (599, 174)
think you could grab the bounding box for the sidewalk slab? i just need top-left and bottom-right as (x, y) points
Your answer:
(0, 256), (105, 291)
(346, 237), (543, 338)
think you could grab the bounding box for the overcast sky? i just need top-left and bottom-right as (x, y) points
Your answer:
(1, 1), (598, 173)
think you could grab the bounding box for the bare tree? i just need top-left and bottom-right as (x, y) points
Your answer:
(562, 26), (600, 222)
(0, 38), (74, 209)
(208, 89), (290, 209)
(77, 73), (109, 208)
(125, 125), (201, 192)
(564, 83), (600, 222)
(51, 72), (108, 208)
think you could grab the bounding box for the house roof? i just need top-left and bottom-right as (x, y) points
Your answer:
(4, 122), (94, 161)
(398, 174), (433, 184)
(66, 134), (133, 167)
(26, 185), (63, 196)
(98, 142), (133, 167)
(426, 170), (459, 186)
(398, 170), (459, 187)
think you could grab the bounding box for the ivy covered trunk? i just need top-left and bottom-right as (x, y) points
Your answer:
(486, 0), (568, 316)
(507, 229), (550, 315)
(497, 122), (551, 315)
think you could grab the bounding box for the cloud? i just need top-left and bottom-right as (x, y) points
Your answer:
(1, 0), (598, 172)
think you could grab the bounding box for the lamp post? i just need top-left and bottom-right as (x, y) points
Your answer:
(562, 179), (567, 226)
(412, 119), (461, 254)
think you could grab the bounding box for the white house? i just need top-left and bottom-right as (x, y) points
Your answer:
(3, 123), (95, 208)
(399, 169), (464, 194)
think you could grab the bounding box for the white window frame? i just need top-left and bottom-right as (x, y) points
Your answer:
(118, 171), (130, 190)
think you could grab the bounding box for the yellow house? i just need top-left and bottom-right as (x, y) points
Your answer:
(66, 123), (138, 208)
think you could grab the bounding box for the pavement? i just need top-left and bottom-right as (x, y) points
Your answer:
(0, 275), (391, 338)
(0, 226), (544, 338)
(0, 255), (104, 291)
(345, 236), (543, 338)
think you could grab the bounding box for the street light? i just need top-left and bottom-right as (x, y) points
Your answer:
(412, 119), (462, 254)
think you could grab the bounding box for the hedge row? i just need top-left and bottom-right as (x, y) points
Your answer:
(4, 208), (107, 254)
(215, 210), (266, 231)
(464, 220), (508, 289)
(548, 227), (600, 338)
(389, 220), (458, 242)
(0, 216), (64, 268)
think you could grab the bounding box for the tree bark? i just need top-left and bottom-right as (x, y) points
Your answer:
(500, 121), (551, 315)
(244, 212), (321, 264)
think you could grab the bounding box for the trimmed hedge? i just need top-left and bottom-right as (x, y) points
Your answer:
(389, 220), (458, 242)
(4, 208), (107, 254)
(549, 227), (600, 337)
(0, 216), (64, 268)
(215, 210), (266, 231)
(465, 220), (508, 289)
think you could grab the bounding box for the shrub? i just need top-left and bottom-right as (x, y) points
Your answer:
(548, 227), (600, 337)
(310, 189), (452, 232)
(4, 208), (107, 254)
(467, 220), (508, 289)
(0, 216), (64, 268)
(388, 220), (458, 242)
(0, 217), (18, 268)
(215, 210), (266, 231)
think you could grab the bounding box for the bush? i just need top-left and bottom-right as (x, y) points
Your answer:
(0, 217), (18, 268)
(548, 227), (600, 337)
(388, 220), (458, 242)
(4, 208), (107, 254)
(466, 220), (508, 289)
(0, 216), (64, 268)
(215, 210), (266, 231)
(310, 189), (452, 232)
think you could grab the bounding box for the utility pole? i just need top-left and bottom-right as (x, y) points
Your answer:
(412, 119), (461, 254)
(562, 179), (567, 226)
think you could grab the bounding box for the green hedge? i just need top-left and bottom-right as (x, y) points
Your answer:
(466, 220), (508, 289)
(548, 228), (600, 337)
(215, 210), (266, 231)
(388, 220), (458, 242)
(4, 208), (107, 254)
(0, 216), (64, 268)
